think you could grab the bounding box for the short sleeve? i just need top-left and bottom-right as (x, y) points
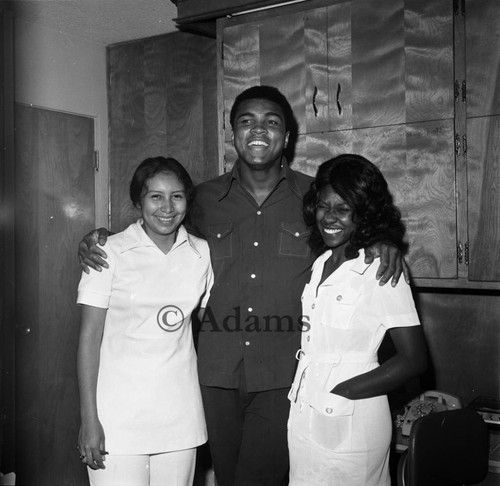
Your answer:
(374, 279), (421, 330)
(76, 243), (116, 309)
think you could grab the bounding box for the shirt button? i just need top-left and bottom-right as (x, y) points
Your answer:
(336, 295), (342, 301)
(245, 341), (250, 346)
(253, 241), (259, 246)
(256, 210), (262, 215)
(326, 408), (333, 414)
(311, 303), (315, 309)
(307, 335), (310, 342)
(248, 307), (253, 312)
(250, 274), (256, 279)
(294, 232), (300, 237)
(216, 233), (221, 238)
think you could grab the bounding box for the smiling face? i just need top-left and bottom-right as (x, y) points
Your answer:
(316, 185), (357, 253)
(139, 171), (187, 252)
(232, 98), (290, 171)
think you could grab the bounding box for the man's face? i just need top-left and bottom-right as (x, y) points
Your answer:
(232, 98), (290, 171)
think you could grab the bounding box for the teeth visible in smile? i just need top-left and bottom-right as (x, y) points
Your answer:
(323, 228), (341, 234)
(157, 216), (174, 223)
(249, 140), (268, 146)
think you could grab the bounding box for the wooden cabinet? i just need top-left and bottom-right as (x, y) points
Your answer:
(462, 0), (500, 284)
(216, 0), (500, 289)
(108, 31), (218, 232)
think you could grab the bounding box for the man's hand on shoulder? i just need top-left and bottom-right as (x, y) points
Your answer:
(364, 241), (410, 287)
(78, 228), (111, 274)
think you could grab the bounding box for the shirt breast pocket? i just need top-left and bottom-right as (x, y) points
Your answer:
(278, 221), (311, 259)
(319, 287), (360, 330)
(207, 223), (234, 261)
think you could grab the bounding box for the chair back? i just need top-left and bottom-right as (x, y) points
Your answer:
(399, 408), (489, 486)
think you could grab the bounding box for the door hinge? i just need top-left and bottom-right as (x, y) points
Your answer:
(457, 243), (463, 264)
(461, 79), (466, 103)
(464, 242), (469, 266)
(455, 134), (461, 156)
(462, 134), (467, 158)
(94, 150), (99, 172)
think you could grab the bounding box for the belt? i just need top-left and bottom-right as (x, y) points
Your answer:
(289, 350), (378, 403)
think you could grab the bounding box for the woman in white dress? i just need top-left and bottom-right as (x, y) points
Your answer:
(288, 154), (427, 486)
(76, 157), (213, 486)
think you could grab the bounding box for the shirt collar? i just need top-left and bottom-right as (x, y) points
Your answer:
(317, 251), (373, 275)
(120, 220), (202, 257)
(217, 157), (302, 201)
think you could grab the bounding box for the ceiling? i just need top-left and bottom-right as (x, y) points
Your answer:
(3, 0), (180, 45)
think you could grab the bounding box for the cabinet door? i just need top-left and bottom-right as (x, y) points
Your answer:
(219, 0), (456, 280)
(465, 0), (500, 283)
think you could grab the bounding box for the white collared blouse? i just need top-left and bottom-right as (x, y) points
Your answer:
(77, 221), (213, 454)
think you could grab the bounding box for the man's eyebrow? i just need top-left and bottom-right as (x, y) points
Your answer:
(236, 111), (284, 119)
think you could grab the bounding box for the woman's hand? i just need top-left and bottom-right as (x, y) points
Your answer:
(78, 228), (111, 273)
(78, 419), (107, 470)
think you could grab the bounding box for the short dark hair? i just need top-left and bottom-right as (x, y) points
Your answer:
(129, 156), (200, 236)
(303, 154), (407, 257)
(229, 85), (295, 133)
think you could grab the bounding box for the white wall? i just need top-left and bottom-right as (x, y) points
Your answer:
(14, 19), (109, 227)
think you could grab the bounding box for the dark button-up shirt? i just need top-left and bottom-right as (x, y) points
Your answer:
(193, 161), (314, 392)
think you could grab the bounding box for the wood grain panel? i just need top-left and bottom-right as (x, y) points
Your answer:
(404, 0), (454, 123)
(302, 120), (456, 279)
(109, 32), (217, 232)
(1, 7), (16, 473)
(109, 41), (146, 232)
(414, 290), (500, 406)
(351, 0), (405, 128)
(15, 104), (94, 485)
(467, 115), (500, 282)
(465, 0), (500, 118)
(259, 11), (306, 135)
(327, 2), (353, 132)
(304, 7), (329, 134)
(222, 23), (260, 142)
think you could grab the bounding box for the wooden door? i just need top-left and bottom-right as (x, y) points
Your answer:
(15, 105), (95, 485)
(465, 0), (500, 283)
(219, 0), (456, 280)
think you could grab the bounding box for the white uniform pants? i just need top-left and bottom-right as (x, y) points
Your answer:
(87, 447), (196, 486)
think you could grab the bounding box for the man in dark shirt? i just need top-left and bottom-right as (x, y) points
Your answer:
(78, 86), (405, 486)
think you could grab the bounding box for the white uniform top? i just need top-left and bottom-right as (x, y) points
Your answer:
(288, 251), (421, 485)
(77, 221), (213, 455)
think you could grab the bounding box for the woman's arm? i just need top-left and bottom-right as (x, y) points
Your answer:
(77, 304), (107, 470)
(331, 325), (427, 400)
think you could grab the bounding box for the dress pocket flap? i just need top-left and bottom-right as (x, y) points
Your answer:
(308, 392), (355, 417)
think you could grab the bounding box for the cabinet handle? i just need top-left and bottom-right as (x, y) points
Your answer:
(336, 83), (342, 115)
(312, 86), (318, 117)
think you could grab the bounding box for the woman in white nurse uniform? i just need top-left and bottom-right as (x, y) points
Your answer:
(76, 157), (213, 486)
(288, 154), (427, 486)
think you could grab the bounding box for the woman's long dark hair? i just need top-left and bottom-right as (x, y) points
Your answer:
(303, 154), (408, 258)
(130, 156), (203, 237)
